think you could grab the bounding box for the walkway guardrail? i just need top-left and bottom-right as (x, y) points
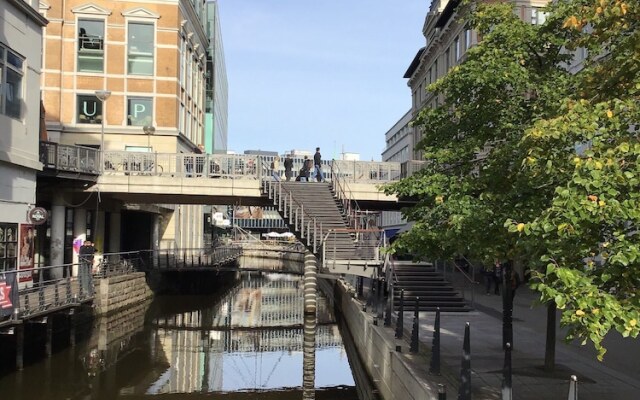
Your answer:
(141, 246), (242, 271)
(99, 150), (403, 182)
(40, 141), (100, 174)
(330, 160), (361, 229)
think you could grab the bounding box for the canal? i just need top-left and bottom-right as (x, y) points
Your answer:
(0, 272), (378, 400)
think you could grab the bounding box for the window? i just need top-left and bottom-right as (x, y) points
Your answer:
(465, 28), (472, 50)
(0, 223), (18, 272)
(77, 95), (102, 124)
(455, 37), (461, 61)
(532, 8), (548, 25)
(445, 48), (450, 71)
(128, 22), (154, 75)
(127, 97), (152, 126)
(78, 19), (104, 72)
(0, 44), (24, 119)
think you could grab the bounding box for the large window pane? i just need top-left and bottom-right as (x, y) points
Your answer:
(78, 19), (104, 72)
(77, 95), (102, 124)
(128, 23), (154, 75)
(5, 68), (22, 119)
(127, 97), (152, 126)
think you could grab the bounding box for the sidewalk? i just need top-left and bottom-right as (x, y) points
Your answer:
(394, 282), (640, 399)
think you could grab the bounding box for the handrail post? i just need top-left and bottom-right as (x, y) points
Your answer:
(313, 218), (317, 253)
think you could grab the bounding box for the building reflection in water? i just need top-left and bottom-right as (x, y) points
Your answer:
(143, 273), (354, 395)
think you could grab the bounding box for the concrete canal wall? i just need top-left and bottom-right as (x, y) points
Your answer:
(329, 278), (449, 400)
(94, 272), (153, 315)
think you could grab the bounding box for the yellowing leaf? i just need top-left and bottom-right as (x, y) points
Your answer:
(576, 309), (586, 316)
(517, 223), (525, 232)
(599, 200), (606, 207)
(606, 109), (613, 118)
(630, 319), (637, 327)
(563, 16), (580, 29)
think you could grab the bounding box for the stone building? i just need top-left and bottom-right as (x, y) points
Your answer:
(0, 0), (47, 274)
(39, 0), (210, 267)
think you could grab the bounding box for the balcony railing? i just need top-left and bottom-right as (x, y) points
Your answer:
(40, 141), (100, 174)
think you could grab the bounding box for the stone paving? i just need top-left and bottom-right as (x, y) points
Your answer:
(390, 283), (640, 399)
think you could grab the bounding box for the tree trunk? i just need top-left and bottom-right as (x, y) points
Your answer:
(544, 302), (557, 372)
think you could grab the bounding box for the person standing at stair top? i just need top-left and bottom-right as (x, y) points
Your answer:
(284, 154), (294, 181)
(303, 155), (313, 181)
(313, 147), (323, 182)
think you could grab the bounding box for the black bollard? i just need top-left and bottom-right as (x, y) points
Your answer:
(458, 322), (471, 400)
(430, 307), (441, 375)
(502, 262), (513, 350)
(395, 289), (404, 339)
(568, 375), (578, 400)
(438, 383), (447, 400)
(410, 297), (420, 353)
(501, 342), (512, 400)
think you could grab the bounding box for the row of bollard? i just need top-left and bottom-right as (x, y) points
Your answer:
(370, 286), (580, 400)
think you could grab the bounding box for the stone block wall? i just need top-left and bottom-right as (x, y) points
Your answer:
(94, 272), (153, 315)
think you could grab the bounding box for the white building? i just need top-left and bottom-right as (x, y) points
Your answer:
(0, 0), (47, 273)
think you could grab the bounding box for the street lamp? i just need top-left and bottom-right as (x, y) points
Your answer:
(95, 90), (111, 171)
(143, 125), (155, 151)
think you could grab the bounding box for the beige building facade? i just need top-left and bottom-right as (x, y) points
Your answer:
(40, 0), (209, 257)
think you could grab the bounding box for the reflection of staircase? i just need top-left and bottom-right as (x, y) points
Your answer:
(392, 262), (471, 312)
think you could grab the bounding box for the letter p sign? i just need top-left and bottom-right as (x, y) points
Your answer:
(133, 103), (146, 118)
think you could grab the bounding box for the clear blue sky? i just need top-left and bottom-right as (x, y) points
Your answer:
(217, 1), (429, 161)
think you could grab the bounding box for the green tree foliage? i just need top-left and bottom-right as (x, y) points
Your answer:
(385, 0), (639, 359)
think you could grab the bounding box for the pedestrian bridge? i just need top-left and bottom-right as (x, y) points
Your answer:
(41, 146), (421, 210)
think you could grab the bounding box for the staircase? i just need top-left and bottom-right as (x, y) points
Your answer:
(392, 261), (472, 312)
(262, 180), (383, 278)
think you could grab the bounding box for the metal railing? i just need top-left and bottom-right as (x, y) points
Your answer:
(330, 160), (362, 229)
(321, 228), (386, 265)
(263, 179), (325, 254)
(436, 257), (478, 308)
(142, 246), (243, 271)
(40, 141), (100, 174)
(99, 150), (403, 182)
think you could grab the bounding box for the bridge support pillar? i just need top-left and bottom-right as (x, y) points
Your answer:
(108, 211), (121, 253)
(50, 193), (65, 279)
(303, 251), (317, 315)
(302, 313), (317, 399)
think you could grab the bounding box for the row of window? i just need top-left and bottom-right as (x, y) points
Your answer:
(77, 95), (152, 126)
(0, 44), (24, 119)
(78, 19), (154, 75)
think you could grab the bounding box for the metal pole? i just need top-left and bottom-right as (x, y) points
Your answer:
(458, 322), (471, 400)
(395, 289), (404, 339)
(501, 342), (513, 400)
(430, 307), (441, 375)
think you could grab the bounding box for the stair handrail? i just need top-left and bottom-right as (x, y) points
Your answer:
(330, 160), (363, 230)
(262, 179), (323, 254)
(450, 259), (478, 308)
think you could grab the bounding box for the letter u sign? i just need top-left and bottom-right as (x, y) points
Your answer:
(82, 100), (98, 117)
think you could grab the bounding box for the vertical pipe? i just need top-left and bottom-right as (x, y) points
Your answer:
(302, 313), (317, 400)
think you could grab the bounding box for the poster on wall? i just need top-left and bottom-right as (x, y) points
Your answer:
(18, 224), (35, 288)
(0, 272), (19, 319)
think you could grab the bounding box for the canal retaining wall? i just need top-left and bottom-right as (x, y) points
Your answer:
(239, 243), (305, 274)
(330, 279), (449, 400)
(94, 272), (153, 315)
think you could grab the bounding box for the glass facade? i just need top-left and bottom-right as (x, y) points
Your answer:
(128, 22), (154, 75)
(78, 19), (104, 72)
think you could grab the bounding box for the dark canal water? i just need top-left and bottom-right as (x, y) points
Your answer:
(0, 272), (376, 400)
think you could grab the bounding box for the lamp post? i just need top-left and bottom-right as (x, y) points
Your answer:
(95, 90), (111, 171)
(143, 125), (155, 151)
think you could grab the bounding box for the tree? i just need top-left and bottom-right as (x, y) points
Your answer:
(385, 0), (640, 361)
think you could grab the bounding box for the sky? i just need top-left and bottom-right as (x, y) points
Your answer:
(216, 1), (429, 161)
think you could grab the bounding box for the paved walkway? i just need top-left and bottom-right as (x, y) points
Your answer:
(385, 282), (640, 399)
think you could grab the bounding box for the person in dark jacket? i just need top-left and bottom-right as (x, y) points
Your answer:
(313, 147), (323, 182)
(78, 240), (95, 297)
(284, 154), (294, 181)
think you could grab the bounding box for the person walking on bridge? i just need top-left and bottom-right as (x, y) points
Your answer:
(313, 147), (323, 182)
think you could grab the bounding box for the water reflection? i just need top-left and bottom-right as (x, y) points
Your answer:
(143, 274), (353, 395)
(0, 273), (364, 399)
